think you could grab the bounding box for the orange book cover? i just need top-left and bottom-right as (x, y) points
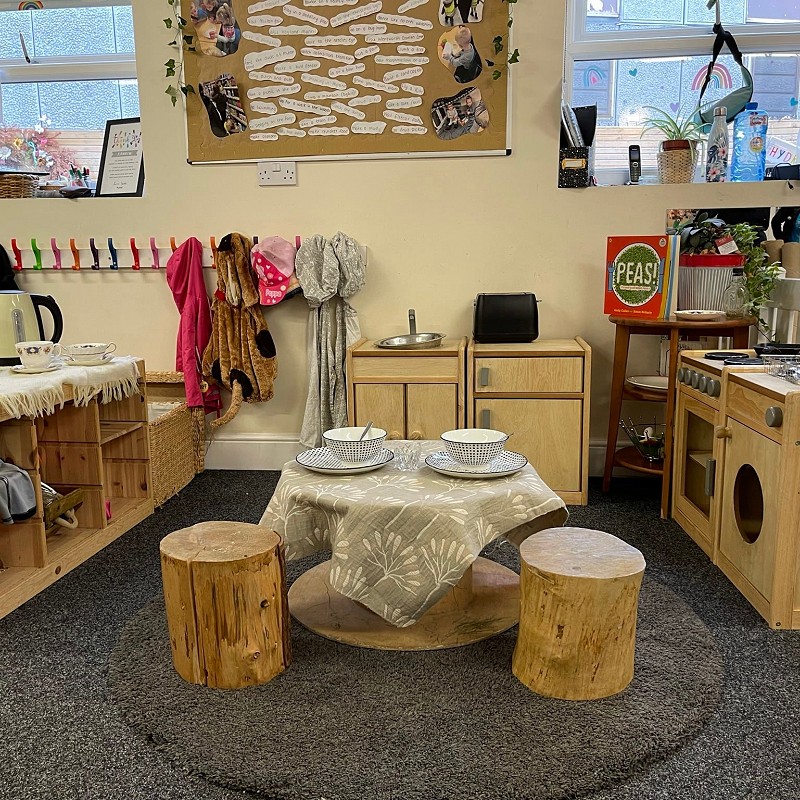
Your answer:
(604, 235), (679, 319)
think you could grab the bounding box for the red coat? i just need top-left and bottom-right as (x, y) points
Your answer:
(166, 238), (220, 411)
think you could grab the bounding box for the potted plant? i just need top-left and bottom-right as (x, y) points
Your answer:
(642, 106), (705, 184)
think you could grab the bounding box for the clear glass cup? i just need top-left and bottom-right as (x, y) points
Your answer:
(394, 441), (421, 471)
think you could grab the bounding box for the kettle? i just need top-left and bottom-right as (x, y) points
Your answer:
(0, 291), (64, 365)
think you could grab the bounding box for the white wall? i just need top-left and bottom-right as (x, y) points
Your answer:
(2, 0), (796, 468)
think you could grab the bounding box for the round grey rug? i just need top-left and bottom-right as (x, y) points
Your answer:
(108, 565), (723, 800)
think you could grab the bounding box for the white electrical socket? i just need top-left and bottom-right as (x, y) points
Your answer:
(258, 161), (297, 186)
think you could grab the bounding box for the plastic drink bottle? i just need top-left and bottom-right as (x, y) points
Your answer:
(731, 102), (769, 182)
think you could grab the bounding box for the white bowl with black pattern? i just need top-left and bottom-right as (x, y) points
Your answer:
(323, 426), (387, 464)
(440, 428), (509, 466)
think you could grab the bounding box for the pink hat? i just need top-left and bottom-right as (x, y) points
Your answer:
(251, 236), (297, 306)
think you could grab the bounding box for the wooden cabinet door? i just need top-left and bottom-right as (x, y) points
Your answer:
(474, 357), (583, 393)
(406, 384), (458, 440)
(475, 398), (582, 492)
(354, 384), (405, 440)
(718, 417), (780, 602)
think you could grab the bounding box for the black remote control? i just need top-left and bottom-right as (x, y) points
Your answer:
(628, 144), (641, 184)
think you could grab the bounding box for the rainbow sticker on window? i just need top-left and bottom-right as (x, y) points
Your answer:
(18, 1), (44, 9)
(583, 65), (606, 88)
(692, 63), (733, 91)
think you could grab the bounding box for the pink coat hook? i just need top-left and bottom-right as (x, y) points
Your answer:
(69, 239), (80, 270)
(150, 237), (160, 270)
(130, 238), (140, 271)
(10, 240), (22, 271)
(51, 238), (62, 270)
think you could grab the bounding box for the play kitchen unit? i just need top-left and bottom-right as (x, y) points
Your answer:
(673, 350), (800, 629)
(347, 298), (591, 504)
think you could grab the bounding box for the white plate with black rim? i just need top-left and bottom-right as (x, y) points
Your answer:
(425, 450), (528, 479)
(296, 447), (394, 475)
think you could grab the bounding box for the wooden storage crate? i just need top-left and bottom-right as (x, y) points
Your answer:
(146, 372), (205, 507)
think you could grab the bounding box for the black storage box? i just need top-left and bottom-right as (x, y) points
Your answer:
(559, 105), (597, 189)
(473, 293), (539, 344)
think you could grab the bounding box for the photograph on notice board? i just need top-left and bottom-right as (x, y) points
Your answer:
(437, 26), (482, 83)
(432, 87), (489, 140)
(200, 74), (248, 138)
(189, 0), (241, 57)
(438, 0), (484, 26)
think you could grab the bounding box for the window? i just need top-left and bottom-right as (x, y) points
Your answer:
(565, 0), (800, 179)
(0, 0), (138, 180)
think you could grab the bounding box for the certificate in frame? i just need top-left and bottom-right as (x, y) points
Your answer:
(95, 117), (144, 197)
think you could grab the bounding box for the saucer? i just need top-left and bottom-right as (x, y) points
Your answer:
(64, 355), (114, 367)
(11, 364), (62, 375)
(425, 450), (528, 479)
(674, 310), (724, 321)
(296, 447), (394, 475)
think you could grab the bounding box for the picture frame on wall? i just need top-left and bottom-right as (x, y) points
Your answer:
(95, 117), (144, 197)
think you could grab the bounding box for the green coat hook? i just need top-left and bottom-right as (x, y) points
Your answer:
(31, 238), (42, 270)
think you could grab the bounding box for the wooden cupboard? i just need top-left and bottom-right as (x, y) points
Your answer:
(467, 339), (592, 505)
(346, 338), (466, 440)
(0, 363), (154, 619)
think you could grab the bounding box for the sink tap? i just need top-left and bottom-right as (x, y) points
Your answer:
(408, 309), (416, 335)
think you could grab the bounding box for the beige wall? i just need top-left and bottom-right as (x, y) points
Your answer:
(1, 0), (796, 463)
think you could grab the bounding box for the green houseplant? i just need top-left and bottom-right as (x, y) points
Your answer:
(641, 105), (705, 184)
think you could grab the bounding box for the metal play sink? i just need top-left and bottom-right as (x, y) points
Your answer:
(375, 309), (445, 350)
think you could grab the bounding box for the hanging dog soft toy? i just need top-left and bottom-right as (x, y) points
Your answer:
(201, 233), (277, 428)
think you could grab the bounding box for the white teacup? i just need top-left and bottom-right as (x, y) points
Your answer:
(63, 342), (116, 363)
(15, 340), (62, 369)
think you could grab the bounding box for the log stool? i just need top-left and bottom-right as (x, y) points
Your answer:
(512, 527), (646, 700)
(160, 521), (290, 690)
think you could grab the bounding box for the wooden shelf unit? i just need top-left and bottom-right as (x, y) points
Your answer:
(466, 338), (592, 505)
(0, 364), (154, 619)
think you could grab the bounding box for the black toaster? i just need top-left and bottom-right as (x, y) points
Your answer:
(473, 293), (539, 344)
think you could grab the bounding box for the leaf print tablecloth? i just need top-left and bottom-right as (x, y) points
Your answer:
(260, 441), (568, 627)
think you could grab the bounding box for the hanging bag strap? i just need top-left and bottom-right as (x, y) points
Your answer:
(695, 23), (753, 126)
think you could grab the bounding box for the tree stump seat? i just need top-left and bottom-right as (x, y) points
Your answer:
(160, 521), (290, 690)
(512, 527), (646, 700)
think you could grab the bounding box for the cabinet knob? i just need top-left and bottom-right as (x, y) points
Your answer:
(697, 376), (708, 393)
(714, 426), (732, 439)
(765, 406), (783, 428)
(690, 371), (701, 389)
(677, 368), (686, 382)
(387, 430), (402, 440)
(480, 409), (491, 428)
(706, 379), (721, 397)
(409, 430), (423, 440)
(479, 367), (490, 387)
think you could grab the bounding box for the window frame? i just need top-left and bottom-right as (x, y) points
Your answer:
(0, 0), (136, 85)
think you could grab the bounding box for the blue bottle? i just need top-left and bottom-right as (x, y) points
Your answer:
(731, 102), (769, 182)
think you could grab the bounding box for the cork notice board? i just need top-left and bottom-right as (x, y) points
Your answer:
(183, 0), (509, 161)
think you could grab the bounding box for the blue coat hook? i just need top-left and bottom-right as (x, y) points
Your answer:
(108, 237), (118, 270)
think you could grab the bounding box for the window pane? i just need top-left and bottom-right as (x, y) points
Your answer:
(38, 80), (121, 129)
(572, 60), (612, 118)
(748, 0), (800, 22)
(119, 79), (140, 117)
(0, 82), (40, 128)
(113, 5), (136, 53)
(587, 0), (619, 16)
(32, 6), (115, 57)
(0, 10), (32, 60)
(620, 0), (683, 25)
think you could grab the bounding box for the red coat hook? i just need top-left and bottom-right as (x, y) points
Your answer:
(10, 239), (22, 271)
(51, 238), (62, 270)
(69, 238), (80, 270)
(170, 237), (177, 253)
(130, 238), (140, 271)
(150, 237), (160, 270)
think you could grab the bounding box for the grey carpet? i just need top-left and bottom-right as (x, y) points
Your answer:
(107, 570), (723, 800)
(1, 474), (799, 800)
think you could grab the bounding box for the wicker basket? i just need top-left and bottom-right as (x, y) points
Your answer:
(657, 144), (697, 184)
(0, 173), (39, 199)
(147, 371), (205, 507)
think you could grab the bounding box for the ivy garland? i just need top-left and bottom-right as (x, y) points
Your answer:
(163, 0), (196, 107)
(490, 0), (519, 80)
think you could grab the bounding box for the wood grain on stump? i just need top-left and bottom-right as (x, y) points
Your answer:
(160, 521), (290, 689)
(512, 527), (646, 700)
